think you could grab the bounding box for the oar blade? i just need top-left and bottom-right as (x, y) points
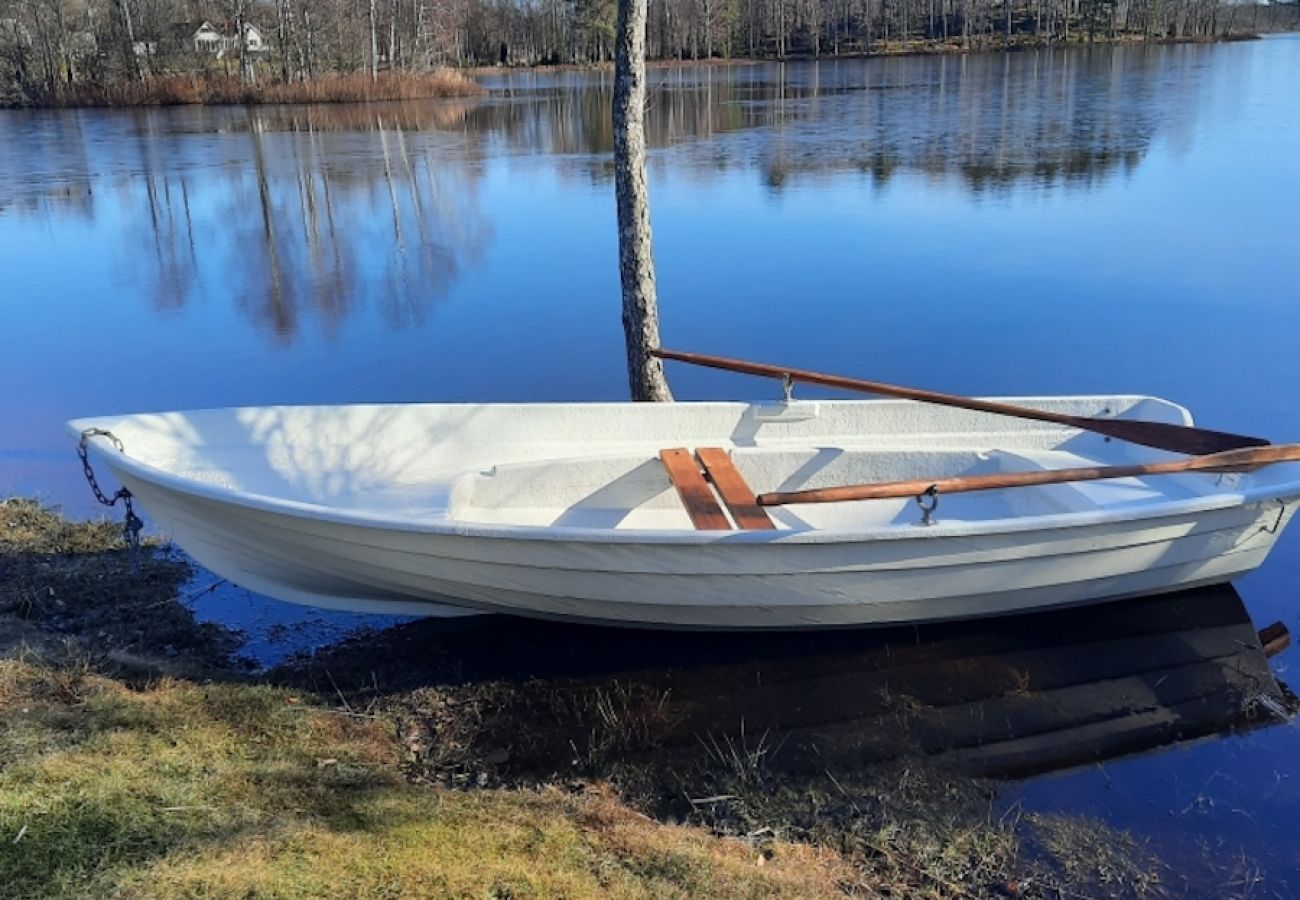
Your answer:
(1080, 417), (1270, 455)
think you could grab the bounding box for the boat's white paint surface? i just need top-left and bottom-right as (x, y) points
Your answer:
(69, 399), (1300, 629)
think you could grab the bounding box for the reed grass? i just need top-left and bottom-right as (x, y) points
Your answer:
(31, 70), (482, 109)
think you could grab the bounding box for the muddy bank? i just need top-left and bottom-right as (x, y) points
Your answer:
(0, 499), (247, 679)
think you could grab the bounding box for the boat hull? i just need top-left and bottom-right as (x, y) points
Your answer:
(72, 399), (1300, 630)
(118, 469), (1296, 629)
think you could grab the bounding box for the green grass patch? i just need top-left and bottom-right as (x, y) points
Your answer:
(0, 660), (851, 898)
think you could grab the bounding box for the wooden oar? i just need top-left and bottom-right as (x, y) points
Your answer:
(758, 444), (1300, 507)
(651, 348), (1269, 455)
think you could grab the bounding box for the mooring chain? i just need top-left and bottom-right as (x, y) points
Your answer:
(77, 428), (144, 554)
(1263, 498), (1288, 535)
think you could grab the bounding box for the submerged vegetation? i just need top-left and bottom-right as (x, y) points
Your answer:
(0, 498), (1263, 898)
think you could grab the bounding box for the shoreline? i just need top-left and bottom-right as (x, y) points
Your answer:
(2, 31), (1266, 112)
(465, 30), (1263, 76)
(0, 497), (1177, 897)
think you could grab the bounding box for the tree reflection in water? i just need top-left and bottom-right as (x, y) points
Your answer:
(0, 42), (1234, 342)
(196, 105), (494, 342)
(0, 100), (493, 343)
(471, 44), (1218, 192)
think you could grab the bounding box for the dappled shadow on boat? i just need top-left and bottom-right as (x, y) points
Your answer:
(282, 584), (1294, 782)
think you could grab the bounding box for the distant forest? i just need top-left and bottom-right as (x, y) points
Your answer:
(1, 0), (1297, 105)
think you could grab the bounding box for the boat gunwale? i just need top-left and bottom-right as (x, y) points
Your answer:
(67, 398), (1300, 546)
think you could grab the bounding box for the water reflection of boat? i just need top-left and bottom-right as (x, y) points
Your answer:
(358, 585), (1290, 779)
(73, 392), (1300, 628)
(706, 584), (1293, 778)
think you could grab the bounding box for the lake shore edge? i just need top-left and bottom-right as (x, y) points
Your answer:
(1, 31), (1265, 111)
(0, 497), (1172, 898)
(467, 29), (1265, 76)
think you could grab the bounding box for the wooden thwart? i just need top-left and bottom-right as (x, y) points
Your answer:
(661, 448), (775, 531)
(697, 447), (776, 530)
(660, 449), (731, 530)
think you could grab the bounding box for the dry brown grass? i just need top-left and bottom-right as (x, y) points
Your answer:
(29, 70), (482, 109)
(0, 497), (123, 556)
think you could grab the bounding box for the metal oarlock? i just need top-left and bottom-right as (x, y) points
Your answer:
(915, 485), (939, 526)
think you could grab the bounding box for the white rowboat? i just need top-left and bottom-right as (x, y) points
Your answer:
(70, 394), (1300, 629)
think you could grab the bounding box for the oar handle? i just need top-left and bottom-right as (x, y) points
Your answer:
(651, 348), (1269, 455)
(653, 347), (1076, 425)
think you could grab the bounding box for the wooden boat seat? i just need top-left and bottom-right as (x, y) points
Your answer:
(697, 448), (777, 530)
(660, 448), (776, 531)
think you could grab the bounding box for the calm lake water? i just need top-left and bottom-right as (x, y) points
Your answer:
(3, 34), (1300, 893)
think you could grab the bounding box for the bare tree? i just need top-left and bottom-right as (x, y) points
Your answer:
(368, 0), (380, 79)
(113, 0), (144, 81)
(613, 0), (673, 401)
(222, 0), (255, 82)
(0, 0), (1282, 103)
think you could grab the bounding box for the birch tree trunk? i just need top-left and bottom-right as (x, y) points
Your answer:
(235, 3), (252, 83)
(277, 0), (292, 81)
(368, 0), (380, 79)
(613, 0), (673, 402)
(114, 0), (143, 82)
(388, 0), (398, 68)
